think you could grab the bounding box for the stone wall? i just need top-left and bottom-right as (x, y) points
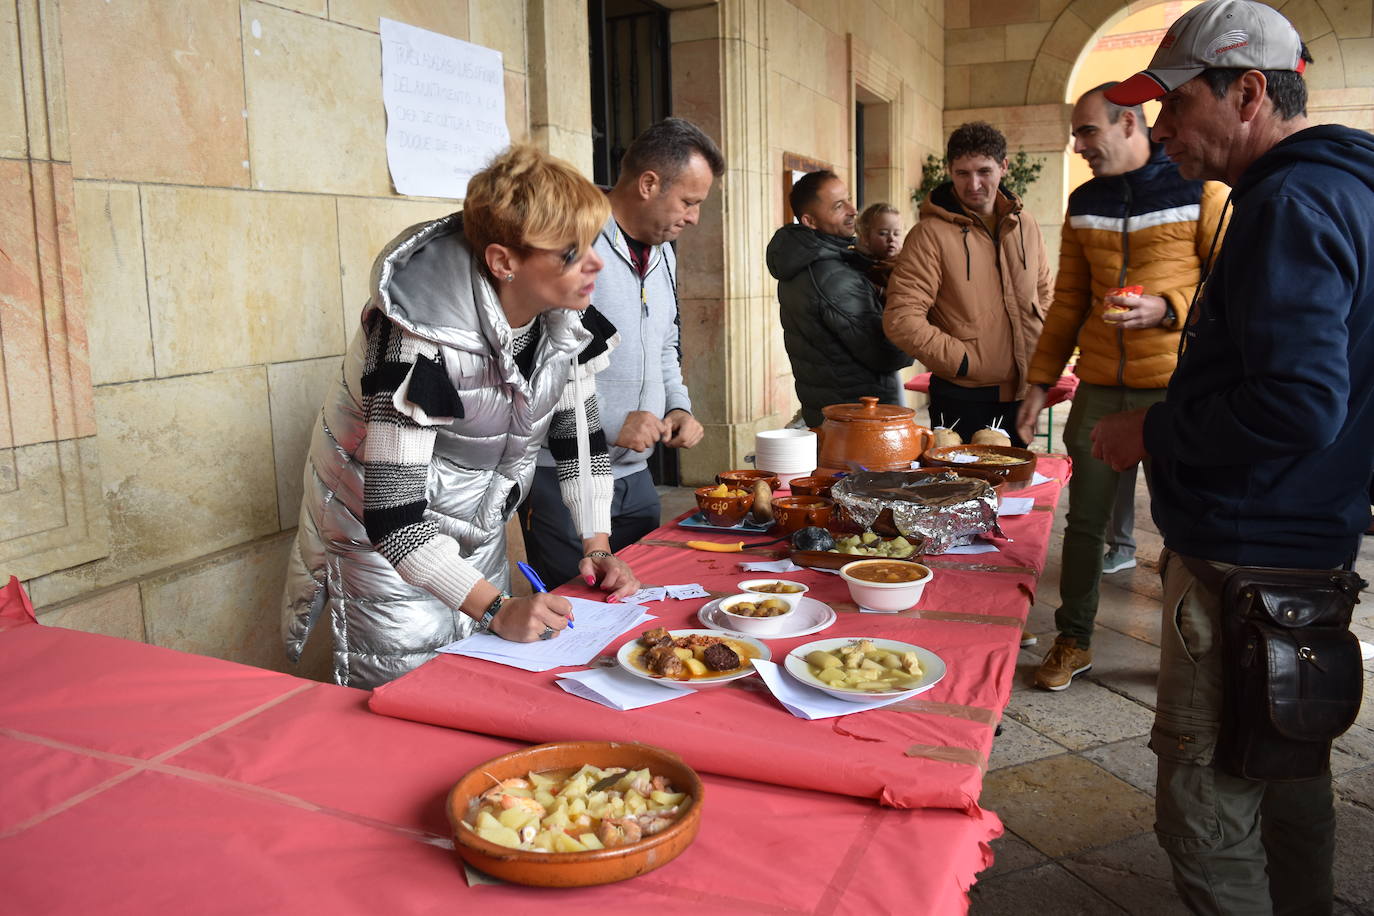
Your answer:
(6, 0), (577, 680)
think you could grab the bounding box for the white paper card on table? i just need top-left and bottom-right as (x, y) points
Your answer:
(740, 558), (805, 573)
(624, 587), (667, 605)
(752, 659), (912, 720)
(997, 496), (1035, 517)
(436, 599), (649, 672)
(556, 667), (694, 710)
(935, 542), (1000, 555)
(666, 584), (710, 600)
(1030, 471), (1054, 486)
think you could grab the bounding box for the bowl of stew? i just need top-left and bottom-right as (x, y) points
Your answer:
(838, 559), (934, 612)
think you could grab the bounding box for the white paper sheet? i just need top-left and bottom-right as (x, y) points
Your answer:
(933, 542), (1000, 555)
(752, 659), (913, 720)
(739, 558), (805, 573)
(665, 583), (709, 599)
(624, 587), (667, 605)
(555, 667), (694, 710)
(1030, 471), (1054, 486)
(380, 19), (510, 199)
(997, 496), (1035, 517)
(437, 600), (651, 672)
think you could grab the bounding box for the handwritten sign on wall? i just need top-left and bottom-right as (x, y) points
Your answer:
(380, 18), (510, 199)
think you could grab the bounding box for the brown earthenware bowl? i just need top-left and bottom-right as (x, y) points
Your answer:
(716, 469), (781, 492)
(904, 465), (1010, 496)
(771, 495), (834, 534)
(920, 444), (1037, 486)
(448, 740), (703, 887)
(695, 485), (755, 527)
(788, 475), (842, 497)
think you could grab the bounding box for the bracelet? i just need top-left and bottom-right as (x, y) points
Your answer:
(584, 549), (613, 560)
(475, 593), (505, 633)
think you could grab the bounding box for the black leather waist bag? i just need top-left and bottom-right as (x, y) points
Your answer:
(1217, 567), (1364, 781)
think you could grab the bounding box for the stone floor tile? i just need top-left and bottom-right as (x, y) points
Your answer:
(1081, 736), (1158, 797)
(1093, 580), (1165, 646)
(1060, 832), (1185, 915)
(1334, 798), (1374, 907)
(1004, 678), (1154, 751)
(976, 829), (1048, 880)
(981, 755), (1154, 859)
(1081, 628), (1161, 708)
(1333, 722), (1374, 773)
(988, 716), (1066, 770)
(969, 861), (1125, 914)
(1334, 764), (1374, 803)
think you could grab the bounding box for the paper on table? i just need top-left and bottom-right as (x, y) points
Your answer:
(556, 667), (694, 710)
(665, 584), (710, 599)
(997, 496), (1034, 517)
(752, 659), (914, 720)
(933, 542), (1000, 556)
(437, 600), (650, 672)
(624, 587), (667, 605)
(739, 558), (805, 573)
(1030, 471), (1054, 486)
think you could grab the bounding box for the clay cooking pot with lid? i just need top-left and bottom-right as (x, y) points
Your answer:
(818, 397), (932, 472)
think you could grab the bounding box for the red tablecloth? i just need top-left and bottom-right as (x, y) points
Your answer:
(0, 616), (997, 915)
(905, 371), (1080, 408)
(370, 457), (1070, 816)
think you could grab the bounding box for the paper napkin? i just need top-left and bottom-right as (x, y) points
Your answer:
(752, 659), (914, 720)
(997, 496), (1034, 517)
(739, 558), (805, 573)
(624, 586), (667, 605)
(555, 667), (694, 710)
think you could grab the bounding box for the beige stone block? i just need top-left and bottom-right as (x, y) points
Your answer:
(0, 441), (65, 541)
(1279, 0), (1335, 41)
(0, 2), (27, 158)
(1308, 32), (1349, 89)
(141, 532), (300, 673)
(946, 0), (970, 31)
(1039, 0), (1072, 20)
(336, 195), (458, 336)
(142, 185), (343, 375)
(1039, 9), (1094, 63)
(1066, 0), (1128, 33)
(60, 0), (248, 185)
(470, 0), (526, 73)
(946, 64), (973, 109)
(73, 182), (154, 385)
(1340, 37), (1374, 82)
(1026, 53), (1074, 105)
(331, 0), (469, 36)
(0, 437), (109, 584)
(269, 357), (343, 529)
(971, 0), (1040, 26)
(1309, 86), (1374, 127)
(947, 26), (1007, 66)
(672, 5), (721, 43)
(531, 124), (595, 176)
(35, 583), (144, 642)
(505, 70), (530, 144)
(262, 0), (328, 14)
(17, 0), (71, 161)
(29, 368), (277, 606)
(1006, 21), (1052, 59)
(1326, 0), (1373, 38)
(673, 38), (725, 145)
(678, 198), (726, 303)
(242, 1), (390, 196)
(527, 0), (591, 148)
(790, 0), (844, 35)
(969, 60), (1035, 107)
(678, 295), (727, 420)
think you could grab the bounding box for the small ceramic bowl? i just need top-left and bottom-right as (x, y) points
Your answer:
(838, 559), (934, 612)
(717, 592), (796, 636)
(448, 740), (703, 887)
(788, 475), (841, 497)
(694, 485), (755, 527)
(737, 578), (810, 613)
(716, 469), (781, 492)
(771, 496), (833, 534)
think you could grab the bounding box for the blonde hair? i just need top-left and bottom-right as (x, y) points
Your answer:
(857, 202), (900, 239)
(463, 145), (610, 269)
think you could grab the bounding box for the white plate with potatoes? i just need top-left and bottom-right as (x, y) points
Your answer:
(617, 629), (770, 689)
(783, 637), (946, 703)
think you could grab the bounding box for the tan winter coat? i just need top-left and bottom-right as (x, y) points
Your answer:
(884, 184), (1052, 401)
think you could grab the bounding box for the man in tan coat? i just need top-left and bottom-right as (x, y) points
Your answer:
(885, 121), (1052, 445)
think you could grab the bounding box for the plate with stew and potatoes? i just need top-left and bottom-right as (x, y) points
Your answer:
(783, 637), (946, 702)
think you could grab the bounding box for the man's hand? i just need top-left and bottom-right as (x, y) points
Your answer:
(614, 410), (668, 452)
(1091, 407), (1150, 471)
(1102, 293), (1170, 329)
(1016, 386), (1048, 447)
(662, 409), (704, 449)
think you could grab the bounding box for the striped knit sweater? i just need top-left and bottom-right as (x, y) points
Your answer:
(358, 310), (614, 613)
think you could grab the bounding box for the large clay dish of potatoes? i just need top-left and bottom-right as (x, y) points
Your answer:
(448, 740), (703, 887)
(920, 444), (1037, 485)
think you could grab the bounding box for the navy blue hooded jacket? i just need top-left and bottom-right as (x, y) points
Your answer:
(1144, 124), (1374, 568)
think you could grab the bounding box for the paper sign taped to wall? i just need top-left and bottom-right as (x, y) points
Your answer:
(380, 18), (510, 199)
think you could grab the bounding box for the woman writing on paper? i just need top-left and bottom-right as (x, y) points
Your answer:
(282, 146), (640, 688)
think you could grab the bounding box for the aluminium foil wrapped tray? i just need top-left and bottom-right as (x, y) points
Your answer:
(830, 470), (1003, 555)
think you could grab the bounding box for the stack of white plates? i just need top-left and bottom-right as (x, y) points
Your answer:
(754, 429), (817, 486)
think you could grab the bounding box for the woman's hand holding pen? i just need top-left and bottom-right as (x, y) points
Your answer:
(490, 593), (574, 642)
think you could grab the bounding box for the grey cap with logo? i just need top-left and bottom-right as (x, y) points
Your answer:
(1104, 0), (1305, 106)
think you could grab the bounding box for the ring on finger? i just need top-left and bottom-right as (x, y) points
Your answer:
(539, 624), (555, 641)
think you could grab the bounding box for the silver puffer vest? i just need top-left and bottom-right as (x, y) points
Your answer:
(281, 214), (601, 688)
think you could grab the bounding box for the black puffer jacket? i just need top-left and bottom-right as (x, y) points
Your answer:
(767, 224), (913, 427)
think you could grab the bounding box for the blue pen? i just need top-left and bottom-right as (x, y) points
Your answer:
(516, 561), (573, 629)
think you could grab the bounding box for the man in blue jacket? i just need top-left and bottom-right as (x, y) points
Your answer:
(1093, 1), (1374, 910)
(520, 119), (724, 587)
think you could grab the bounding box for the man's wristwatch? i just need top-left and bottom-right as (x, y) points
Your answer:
(584, 549), (613, 560)
(1162, 302), (1178, 328)
(475, 593), (505, 633)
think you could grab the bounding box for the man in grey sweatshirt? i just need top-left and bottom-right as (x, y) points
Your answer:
(520, 119), (725, 587)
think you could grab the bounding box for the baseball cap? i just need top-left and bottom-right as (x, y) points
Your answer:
(1104, 0), (1306, 106)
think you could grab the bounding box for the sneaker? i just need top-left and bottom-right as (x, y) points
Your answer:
(1020, 630), (1038, 647)
(1034, 637), (1093, 691)
(1102, 549), (1137, 574)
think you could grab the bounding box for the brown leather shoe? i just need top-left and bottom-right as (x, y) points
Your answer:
(1034, 636), (1092, 691)
(1020, 630), (1038, 647)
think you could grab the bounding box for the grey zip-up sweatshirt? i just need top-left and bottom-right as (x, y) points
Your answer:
(538, 214), (693, 478)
